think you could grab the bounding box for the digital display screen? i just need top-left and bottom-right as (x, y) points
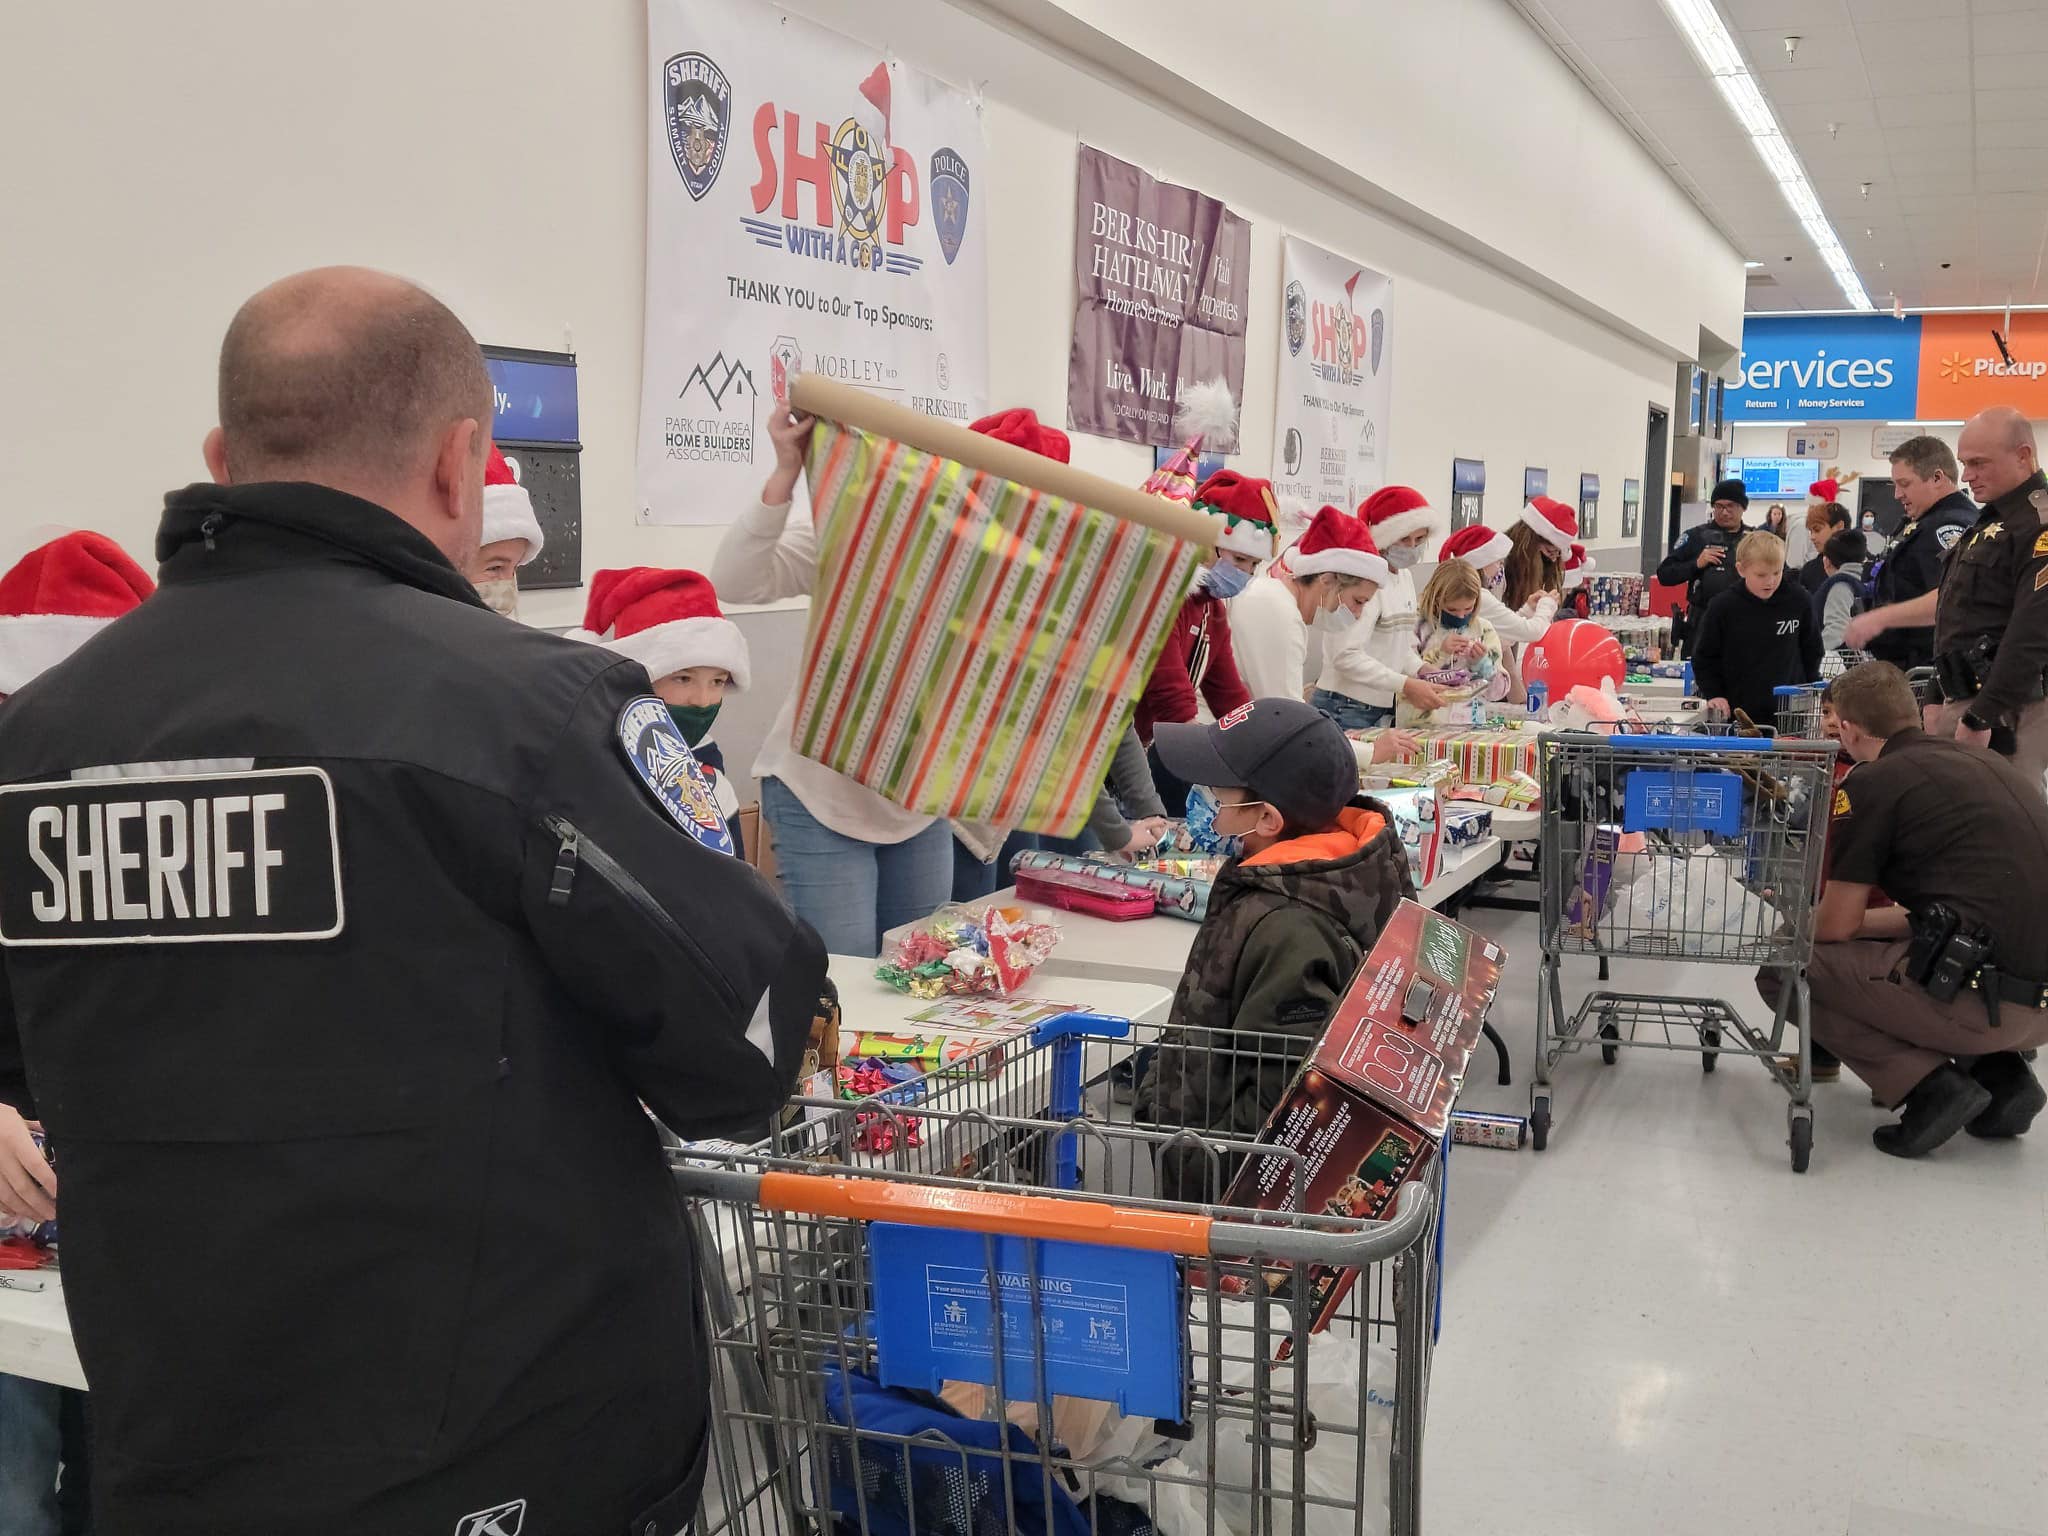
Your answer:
(1722, 456), (1817, 499)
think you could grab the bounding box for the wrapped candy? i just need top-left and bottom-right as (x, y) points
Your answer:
(875, 903), (1059, 997)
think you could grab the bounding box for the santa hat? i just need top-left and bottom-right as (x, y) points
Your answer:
(569, 568), (749, 690)
(969, 408), (1071, 463)
(1358, 485), (1434, 549)
(1517, 495), (1578, 556)
(1807, 477), (1840, 505)
(1196, 470), (1278, 562)
(483, 445), (545, 565)
(1563, 542), (1595, 590)
(1290, 505), (1390, 584)
(1142, 379), (1239, 505)
(0, 531), (155, 694)
(1439, 524), (1513, 569)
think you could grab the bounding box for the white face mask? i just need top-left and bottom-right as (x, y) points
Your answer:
(476, 578), (520, 618)
(1384, 543), (1421, 570)
(1314, 603), (1357, 634)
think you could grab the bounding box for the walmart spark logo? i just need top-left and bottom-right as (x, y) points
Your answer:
(1939, 351), (1970, 383)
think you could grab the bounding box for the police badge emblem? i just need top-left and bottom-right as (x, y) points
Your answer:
(1284, 281), (1307, 357)
(617, 697), (735, 856)
(664, 52), (731, 202)
(1370, 308), (1385, 375)
(931, 148), (971, 266)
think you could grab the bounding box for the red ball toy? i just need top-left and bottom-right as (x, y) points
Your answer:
(1522, 617), (1626, 697)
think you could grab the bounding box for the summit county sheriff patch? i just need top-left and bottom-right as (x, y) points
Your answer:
(617, 697), (734, 856)
(0, 767), (343, 946)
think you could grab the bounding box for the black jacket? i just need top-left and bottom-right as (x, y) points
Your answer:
(1869, 491), (1975, 668)
(0, 483), (825, 1535)
(1656, 521), (1748, 619)
(1933, 470), (2048, 726)
(1689, 577), (1824, 727)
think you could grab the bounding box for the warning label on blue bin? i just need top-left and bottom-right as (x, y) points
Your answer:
(1624, 768), (1743, 836)
(867, 1224), (1184, 1418)
(925, 1265), (1133, 1372)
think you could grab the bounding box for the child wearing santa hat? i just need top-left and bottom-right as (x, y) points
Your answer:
(470, 445), (546, 618)
(1236, 503), (1388, 704)
(1501, 494), (1576, 617)
(1312, 486), (1438, 729)
(1439, 522), (1560, 698)
(570, 567), (749, 856)
(0, 529), (155, 1532)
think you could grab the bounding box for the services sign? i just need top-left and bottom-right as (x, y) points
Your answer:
(1726, 315), (1921, 421)
(1269, 236), (1393, 518)
(637, 0), (990, 524)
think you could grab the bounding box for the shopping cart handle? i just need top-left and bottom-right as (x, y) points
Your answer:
(1601, 733), (1781, 752)
(1029, 1011), (1132, 1048)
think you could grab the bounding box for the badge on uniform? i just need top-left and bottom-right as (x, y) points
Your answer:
(2033, 530), (2048, 557)
(0, 767), (344, 946)
(616, 696), (735, 856)
(1832, 787), (1851, 819)
(1936, 524), (1965, 551)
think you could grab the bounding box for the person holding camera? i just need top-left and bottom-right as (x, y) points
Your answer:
(1759, 662), (2048, 1158)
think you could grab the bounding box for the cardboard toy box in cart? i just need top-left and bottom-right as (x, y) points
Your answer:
(1224, 900), (1503, 1329)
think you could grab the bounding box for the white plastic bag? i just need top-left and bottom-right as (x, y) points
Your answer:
(1083, 1413), (1213, 1536)
(1607, 846), (1783, 958)
(1177, 1297), (1393, 1536)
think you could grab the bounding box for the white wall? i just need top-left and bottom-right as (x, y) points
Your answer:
(0, 0), (1743, 635)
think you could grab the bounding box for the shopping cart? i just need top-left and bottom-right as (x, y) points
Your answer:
(680, 1013), (1442, 1536)
(1773, 683), (1828, 739)
(1531, 731), (1837, 1172)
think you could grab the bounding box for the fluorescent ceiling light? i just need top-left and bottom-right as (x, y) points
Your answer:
(1744, 260), (1765, 269)
(1657, 0), (1872, 311)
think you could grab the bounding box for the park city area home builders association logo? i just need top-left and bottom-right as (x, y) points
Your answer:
(738, 63), (934, 277)
(1309, 273), (1369, 388)
(665, 53), (731, 202)
(663, 351), (758, 469)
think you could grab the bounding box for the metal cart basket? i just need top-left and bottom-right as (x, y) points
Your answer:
(1531, 731), (1837, 1171)
(679, 1014), (1442, 1536)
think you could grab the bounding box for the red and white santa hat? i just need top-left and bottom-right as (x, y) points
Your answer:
(1807, 477), (1840, 506)
(1358, 485), (1434, 549)
(0, 531), (154, 695)
(569, 568), (748, 690)
(1563, 542), (1596, 590)
(1438, 523), (1513, 569)
(1518, 495), (1578, 556)
(1196, 470), (1279, 562)
(968, 407), (1072, 464)
(483, 445), (545, 565)
(1290, 505), (1390, 584)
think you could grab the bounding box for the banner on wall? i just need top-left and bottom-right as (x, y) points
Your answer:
(1269, 236), (1392, 522)
(636, 0), (990, 525)
(1067, 145), (1251, 450)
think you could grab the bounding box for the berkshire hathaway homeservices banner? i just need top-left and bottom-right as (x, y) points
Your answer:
(1271, 236), (1393, 523)
(1067, 145), (1251, 450)
(637, 0), (990, 525)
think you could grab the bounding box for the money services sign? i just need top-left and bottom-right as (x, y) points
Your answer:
(1270, 236), (1393, 520)
(637, 0), (990, 525)
(1726, 315), (1920, 421)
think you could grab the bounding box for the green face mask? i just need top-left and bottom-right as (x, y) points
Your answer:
(668, 701), (721, 746)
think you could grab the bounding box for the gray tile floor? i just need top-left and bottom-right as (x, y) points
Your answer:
(1426, 904), (2048, 1536)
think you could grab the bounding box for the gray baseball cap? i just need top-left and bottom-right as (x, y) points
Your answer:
(1153, 698), (1360, 830)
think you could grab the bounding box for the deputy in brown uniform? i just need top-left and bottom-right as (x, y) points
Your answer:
(1760, 663), (2048, 1157)
(1929, 406), (2048, 795)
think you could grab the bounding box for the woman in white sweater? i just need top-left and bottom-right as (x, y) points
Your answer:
(1312, 487), (1441, 729)
(710, 405), (957, 956)
(1233, 505), (1390, 702)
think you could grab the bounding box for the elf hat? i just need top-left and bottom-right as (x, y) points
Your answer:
(969, 408), (1071, 464)
(1290, 505), (1390, 584)
(1197, 470), (1279, 562)
(1439, 523), (1513, 569)
(483, 445), (545, 565)
(0, 531), (155, 694)
(569, 568), (749, 691)
(1358, 485), (1434, 548)
(1142, 379), (1239, 505)
(1518, 495), (1578, 556)
(1563, 542), (1596, 590)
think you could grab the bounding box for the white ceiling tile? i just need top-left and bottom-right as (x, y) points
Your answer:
(1882, 123), (1975, 155)
(1873, 91), (1975, 127)
(1971, 49), (2048, 87)
(1892, 172), (1977, 195)
(1776, 97), (1885, 132)
(1972, 8), (2048, 50)
(1979, 118), (2048, 147)
(1848, 0), (1967, 18)
(1973, 87), (2048, 121)
(1889, 148), (1982, 177)
(1977, 163), (2048, 191)
(1728, 0), (1855, 27)
(1973, 0), (2048, 13)
(1742, 27), (1864, 73)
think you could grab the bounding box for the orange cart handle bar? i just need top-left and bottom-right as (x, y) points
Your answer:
(671, 1166), (1435, 1266)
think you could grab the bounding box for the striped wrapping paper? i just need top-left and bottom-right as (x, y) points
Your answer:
(793, 420), (1199, 835)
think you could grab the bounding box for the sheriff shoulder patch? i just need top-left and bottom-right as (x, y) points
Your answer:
(617, 696), (734, 856)
(1936, 524), (1964, 551)
(1832, 787), (1852, 818)
(2034, 530), (2048, 557)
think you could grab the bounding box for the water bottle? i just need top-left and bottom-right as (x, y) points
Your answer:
(1526, 681), (1548, 718)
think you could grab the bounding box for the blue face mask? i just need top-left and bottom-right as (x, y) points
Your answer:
(1185, 783), (1253, 858)
(1201, 561), (1253, 600)
(1439, 610), (1472, 630)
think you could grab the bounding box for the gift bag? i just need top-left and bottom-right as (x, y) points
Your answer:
(792, 378), (1210, 835)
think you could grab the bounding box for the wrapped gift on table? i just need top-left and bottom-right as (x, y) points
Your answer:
(1010, 848), (1215, 921)
(1442, 803), (1494, 848)
(1370, 784), (1444, 889)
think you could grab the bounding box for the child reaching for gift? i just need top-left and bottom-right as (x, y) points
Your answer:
(1397, 560), (1508, 726)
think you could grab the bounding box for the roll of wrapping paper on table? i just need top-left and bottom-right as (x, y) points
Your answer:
(788, 375), (1219, 836)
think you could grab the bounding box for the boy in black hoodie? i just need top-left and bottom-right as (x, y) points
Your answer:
(1691, 530), (1823, 729)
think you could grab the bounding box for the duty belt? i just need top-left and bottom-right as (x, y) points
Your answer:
(1968, 968), (2048, 1010)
